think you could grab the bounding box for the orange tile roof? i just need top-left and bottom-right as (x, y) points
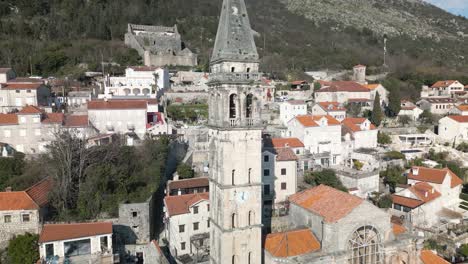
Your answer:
(431, 80), (458, 88)
(363, 84), (380, 90)
(273, 147), (298, 161)
(39, 222), (113, 243)
(342, 118), (376, 132)
(420, 250), (450, 264)
(291, 80), (308, 85)
(265, 228), (320, 258)
(289, 185), (363, 223)
(408, 167), (463, 188)
(409, 182), (441, 203)
(0, 114), (18, 125)
(285, 100), (306, 105)
(0, 191), (39, 211)
(391, 194), (424, 208)
(168, 178), (209, 191)
(295, 115), (340, 127)
(18, 105), (43, 114)
(42, 113), (64, 124)
(164, 192), (209, 217)
(316, 81), (369, 93)
(318, 102), (346, 111)
(2, 83), (43, 90)
(88, 100), (147, 110)
(456, 105), (468, 111)
(354, 64), (366, 68)
(392, 223), (407, 236)
(270, 138), (304, 148)
(64, 115), (89, 127)
(25, 177), (53, 207)
(448, 115), (468, 123)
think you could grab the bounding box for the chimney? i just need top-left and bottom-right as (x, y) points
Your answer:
(5, 187), (12, 192)
(425, 192), (428, 198)
(412, 167), (419, 176)
(431, 188), (435, 194)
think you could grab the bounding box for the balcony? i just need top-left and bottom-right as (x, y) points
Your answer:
(209, 72), (262, 83)
(229, 118), (256, 127)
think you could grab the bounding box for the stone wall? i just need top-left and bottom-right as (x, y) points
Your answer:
(144, 52), (197, 68)
(0, 209), (40, 248)
(164, 92), (209, 103)
(115, 198), (152, 245)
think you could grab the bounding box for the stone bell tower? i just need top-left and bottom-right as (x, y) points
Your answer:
(208, 0), (263, 263)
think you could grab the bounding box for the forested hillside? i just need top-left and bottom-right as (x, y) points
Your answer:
(1, 0), (468, 88)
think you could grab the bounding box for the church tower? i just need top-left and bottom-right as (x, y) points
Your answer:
(208, 0), (262, 263)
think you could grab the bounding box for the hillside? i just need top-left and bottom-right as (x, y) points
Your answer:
(1, 0), (468, 89)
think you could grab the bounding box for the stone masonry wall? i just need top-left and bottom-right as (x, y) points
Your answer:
(0, 209), (40, 248)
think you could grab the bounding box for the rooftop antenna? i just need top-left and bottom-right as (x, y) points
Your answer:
(383, 34), (388, 67)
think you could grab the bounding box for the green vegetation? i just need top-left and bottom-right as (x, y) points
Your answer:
(353, 160), (364, 171)
(304, 169), (347, 192)
(381, 166), (406, 191)
(7, 233), (39, 264)
(424, 239), (444, 251)
(377, 132), (392, 145)
(426, 149), (467, 179)
(370, 92), (383, 126)
(369, 192), (392, 209)
(0, 153), (25, 190)
(398, 115), (412, 126)
(385, 151), (405, 160)
(345, 103), (362, 118)
(167, 104), (208, 123)
(460, 244), (468, 257)
(456, 142), (468, 153)
(419, 110), (434, 124)
(177, 163), (195, 179)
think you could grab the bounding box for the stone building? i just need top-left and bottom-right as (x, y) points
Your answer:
(207, 0), (263, 263)
(125, 24), (197, 67)
(265, 185), (422, 263)
(279, 100), (307, 126)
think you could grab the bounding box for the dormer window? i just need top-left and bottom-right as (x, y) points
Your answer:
(412, 167), (419, 176)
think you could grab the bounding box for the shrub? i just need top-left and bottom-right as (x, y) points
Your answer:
(7, 233), (39, 264)
(304, 169), (347, 192)
(378, 132), (392, 145)
(460, 244), (468, 257)
(385, 151), (405, 160)
(177, 163), (195, 179)
(353, 160), (364, 171)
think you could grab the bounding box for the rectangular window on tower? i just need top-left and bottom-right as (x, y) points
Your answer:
(179, 225), (185, 233)
(263, 155), (269, 162)
(281, 168), (287, 175)
(193, 222), (199, 231)
(264, 185), (271, 195)
(263, 169), (270, 177)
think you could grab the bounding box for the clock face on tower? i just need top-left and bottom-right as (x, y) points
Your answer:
(236, 191), (249, 204)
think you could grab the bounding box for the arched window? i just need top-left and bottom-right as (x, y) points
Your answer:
(229, 94), (237, 119)
(248, 211), (253, 225)
(231, 213), (236, 228)
(246, 94), (254, 118)
(348, 226), (382, 264)
(232, 170), (235, 185)
(248, 252), (252, 264)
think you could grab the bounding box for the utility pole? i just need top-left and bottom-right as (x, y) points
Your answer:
(29, 56), (33, 76)
(383, 34), (388, 67)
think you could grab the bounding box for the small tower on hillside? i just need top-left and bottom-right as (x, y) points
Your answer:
(353, 64), (367, 84)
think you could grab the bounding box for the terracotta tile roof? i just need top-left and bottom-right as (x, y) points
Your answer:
(18, 105), (43, 115)
(291, 80), (308, 85)
(408, 167), (463, 188)
(401, 106), (416, 110)
(318, 102), (346, 112)
(420, 250), (450, 264)
(391, 194), (424, 208)
(422, 98), (456, 104)
(25, 177), (53, 207)
(289, 185), (363, 223)
(64, 115), (89, 127)
(316, 81), (369, 93)
(265, 228), (320, 258)
(363, 84), (380, 90)
(8, 77), (44, 83)
(39, 222), (113, 243)
(42, 113), (64, 124)
(456, 105), (468, 111)
(285, 100), (306, 105)
(128, 66), (161, 72)
(408, 182), (441, 203)
(0, 191), (39, 211)
(431, 80), (458, 88)
(1, 83), (43, 90)
(164, 192), (209, 217)
(392, 223), (407, 236)
(268, 138), (304, 148)
(354, 64), (366, 68)
(0, 68), (12, 73)
(168, 178), (209, 192)
(0, 114), (18, 125)
(347, 98), (373, 103)
(88, 100), (147, 110)
(342, 118), (376, 132)
(295, 115), (340, 127)
(273, 147), (298, 161)
(448, 115), (468, 123)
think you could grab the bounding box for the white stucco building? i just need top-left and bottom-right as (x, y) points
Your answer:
(315, 81), (372, 106)
(164, 193), (210, 261)
(438, 115), (468, 142)
(416, 98), (457, 115)
(341, 118), (378, 150)
(399, 100), (423, 121)
(38, 222), (114, 263)
(104, 66), (169, 98)
(279, 100), (307, 126)
(311, 102), (346, 122)
(392, 167), (463, 227)
(286, 115), (342, 167)
(450, 104), (468, 116)
(420, 80), (465, 98)
(364, 84), (389, 106)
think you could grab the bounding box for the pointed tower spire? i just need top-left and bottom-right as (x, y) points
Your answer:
(211, 0), (259, 64)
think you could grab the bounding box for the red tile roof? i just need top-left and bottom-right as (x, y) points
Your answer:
(392, 223), (407, 236)
(64, 115), (89, 127)
(456, 105), (468, 111)
(0, 114), (18, 125)
(420, 250), (450, 264)
(270, 138), (304, 148)
(318, 102), (346, 112)
(295, 115), (340, 127)
(448, 115), (468, 123)
(289, 185), (363, 223)
(18, 105), (43, 115)
(431, 80), (458, 88)
(42, 113), (64, 124)
(316, 81), (369, 93)
(88, 100), (147, 110)
(39, 222), (113, 243)
(265, 228), (320, 258)
(285, 100), (306, 105)
(291, 80), (308, 85)
(25, 177), (53, 207)
(128, 66), (161, 72)
(347, 98), (373, 103)
(408, 167), (463, 188)
(164, 192), (209, 217)
(274, 147), (298, 161)
(392, 194), (424, 208)
(354, 64), (366, 68)
(2, 83), (43, 90)
(0, 191), (39, 211)
(409, 182), (441, 203)
(168, 178), (209, 192)
(363, 84), (380, 90)
(342, 118), (376, 132)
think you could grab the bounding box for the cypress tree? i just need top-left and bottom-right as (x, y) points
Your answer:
(371, 92), (383, 126)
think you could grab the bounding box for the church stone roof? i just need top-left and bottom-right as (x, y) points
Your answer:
(211, 0), (259, 64)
